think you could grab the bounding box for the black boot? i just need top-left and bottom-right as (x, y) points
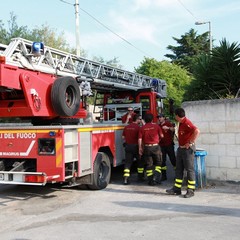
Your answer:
(137, 173), (145, 182)
(148, 175), (156, 186)
(161, 170), (167, 181)
(166, 186), (181, 195)
(153, 171), (162, 184)
(184, 189), (194, 198)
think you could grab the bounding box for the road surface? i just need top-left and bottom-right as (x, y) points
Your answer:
(0, 166), (239, 240)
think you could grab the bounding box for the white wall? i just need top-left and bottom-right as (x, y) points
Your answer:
(182, 99), (240, 182)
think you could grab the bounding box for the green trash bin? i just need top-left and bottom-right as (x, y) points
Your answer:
(194, 149), (207, 188)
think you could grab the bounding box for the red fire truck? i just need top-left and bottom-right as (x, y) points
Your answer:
(0, 38), (167, 189)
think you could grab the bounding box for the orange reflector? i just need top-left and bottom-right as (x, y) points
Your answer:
(0, 55), (6, 63)
(25, 175), (46, 183)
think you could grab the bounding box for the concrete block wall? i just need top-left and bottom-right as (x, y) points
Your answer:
(182, 99), (240, 182)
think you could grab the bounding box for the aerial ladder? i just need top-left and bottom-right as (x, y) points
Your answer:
(0, 38), (167, 123)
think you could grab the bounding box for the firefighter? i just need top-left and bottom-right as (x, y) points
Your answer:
(138, 113), (164, 186)
(158, 113), (176, 181)
(122, 107), (136, 124)
(166, 108), (200, 198)
(122, 114), (144, 185)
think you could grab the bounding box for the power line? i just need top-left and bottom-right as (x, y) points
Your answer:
(176, 0), (198, 20)
(59, 0), (72, 6)
(59, 0), (153, 58)
(79, 7), (153, 58)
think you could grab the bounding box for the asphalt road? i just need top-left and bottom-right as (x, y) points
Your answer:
(0, 166), (239, 240)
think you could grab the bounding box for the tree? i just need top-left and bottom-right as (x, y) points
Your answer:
(0, 13), (87, 56)
(26, 24), (76, 53)
(185, 39), (240, 100)
(210, 39), (240, 98)
(184, 54), (213, 100)
(0, 12), (29, 44)
(165, 28), (209, 72)
(92, 56), (123, 69)
(135, 57), (192, 110)
(28, 24), (88, 56)
(0, 20), (7, 44)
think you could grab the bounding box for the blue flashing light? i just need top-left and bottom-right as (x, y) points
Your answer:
(32, 42), (44, 56)
(49, 131), (56, 137)
(151, 78), (159, 87)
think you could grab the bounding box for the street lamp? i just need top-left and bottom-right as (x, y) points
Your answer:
(195, 21), (212, 52)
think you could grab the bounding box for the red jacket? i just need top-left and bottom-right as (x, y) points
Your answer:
(139, 123), (163, 144)
(159, 120), (175, 146)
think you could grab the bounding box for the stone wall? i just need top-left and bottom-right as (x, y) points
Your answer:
(182, 99), (240, 181)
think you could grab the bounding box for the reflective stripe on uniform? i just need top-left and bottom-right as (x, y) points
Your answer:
(175, 178), (183, 183)
(137, 168), (144, 174)
(175, 183), (182, 188)
(146, 169), (153, 177)
(175, 178), (183, 188)
(123, 168), (130, 177)
(161, 166), (167, 170)
(188, 180), (196, 189)
(155, 165), (161, 173)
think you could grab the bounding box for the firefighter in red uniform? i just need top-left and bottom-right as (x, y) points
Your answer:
(158, 113), (176, 181)
(122, 114), (144, 184)
(138, 113), (164, 185)
(166, 108), (200, 198)
(122, 107), (136, 124)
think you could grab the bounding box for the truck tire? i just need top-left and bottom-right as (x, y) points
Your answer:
(88, 152), (111, 190)
(51, 77), (81, 117)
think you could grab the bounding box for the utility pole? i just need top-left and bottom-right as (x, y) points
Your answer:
(74, 0), (80, 57)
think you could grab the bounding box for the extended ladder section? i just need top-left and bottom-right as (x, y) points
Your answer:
(1, 37), (167, 97)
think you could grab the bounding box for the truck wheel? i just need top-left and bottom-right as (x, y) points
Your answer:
(51, 77), (81, 117)
(88, 152), (111, 190)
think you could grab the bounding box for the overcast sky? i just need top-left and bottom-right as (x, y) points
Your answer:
(1, 0), (239, 71)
